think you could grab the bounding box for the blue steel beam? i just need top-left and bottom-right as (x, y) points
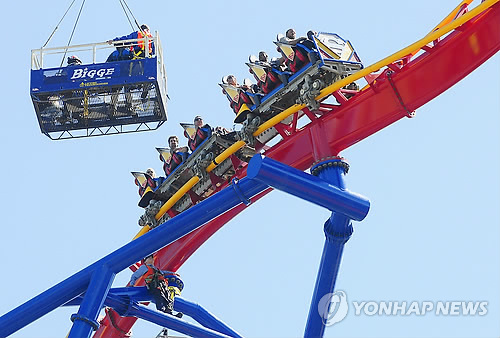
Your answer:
(0, 177), (267, 337)
(175, 297), (243, 338)
(246, 154), (369, 337)
(64, 288), (242, 337)
(247, 155), (369, 221)
(128, 304), (231, 338)
(304, 213), (352, 337)
(101, 294), (232, 338)
(305, 160), (361, 337)
(68, 266), (115, 338)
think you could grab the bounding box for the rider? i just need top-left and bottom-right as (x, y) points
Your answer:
(185, 116), (212, 152)
(252, 51), (284, 94)
(278, 28), (318, 73)
(162, 136), (189, 176)
(223, 75), (255, 115)
(136, 168), (164, 196)
(129, 254), (183, 318)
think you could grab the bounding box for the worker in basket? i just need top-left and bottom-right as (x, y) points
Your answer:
(129, 254), (184, 318)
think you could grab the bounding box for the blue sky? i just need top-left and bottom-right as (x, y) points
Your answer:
(0, 0), (498, 337)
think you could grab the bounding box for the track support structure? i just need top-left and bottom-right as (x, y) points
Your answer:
(247, 154), (369, 337)
(305, 158), (354, 337)
(69, 266), (115, 337)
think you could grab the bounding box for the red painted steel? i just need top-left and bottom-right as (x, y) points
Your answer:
(95, 4), (500, 336)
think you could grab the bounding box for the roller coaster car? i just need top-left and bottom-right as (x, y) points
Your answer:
(30, 34), (168, 139)
(225, 32), (363, 126)
(137, 130), (255, 221)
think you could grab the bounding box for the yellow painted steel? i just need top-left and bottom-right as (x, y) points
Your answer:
(206, 140), (247, 172)
(429, 0), (475, 34)
(257, 0), (498, 134)
(254, 104), (306, 136)
(132, 0), (498, 240)
(408, 0), (475, 57)
(133, 224), (151, 240)
(316, 0), (498, 103)
(155, 176), (200, 221)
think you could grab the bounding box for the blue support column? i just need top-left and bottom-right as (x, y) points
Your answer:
(68, 265), (115, 338)
(304, 158), (356, 337)
(247, 154), (369, 337)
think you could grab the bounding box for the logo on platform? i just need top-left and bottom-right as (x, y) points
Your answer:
(318, 290), (349, 326)
(70, 67), (115, 80)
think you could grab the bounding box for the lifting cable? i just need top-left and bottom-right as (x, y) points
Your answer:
(44, 0), (144, 69)
(42, 0), (78, 48)
(59, 0), (87, 68)
(120, 0), (145, 33)
(118, 0), (135, 31)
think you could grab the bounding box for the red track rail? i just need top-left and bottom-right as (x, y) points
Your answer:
(94, 3), (500, 336)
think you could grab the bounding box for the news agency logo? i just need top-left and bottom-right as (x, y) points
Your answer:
(318, 291), (488, 327)
(318, 291), (349, 326)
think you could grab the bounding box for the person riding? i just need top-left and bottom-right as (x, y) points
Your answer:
(129, 254), (183, 318)
(185, 116), (212, 152)
(222, 75), (255, 115)
(251, 51), (284, 94)
(107, 24), (155, 59)
(162, 136), (189, 176)
(136, 168), (164, 196)
(278, 28), (318, 73)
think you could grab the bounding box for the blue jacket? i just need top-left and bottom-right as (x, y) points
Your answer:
(114, 31), (155, 55)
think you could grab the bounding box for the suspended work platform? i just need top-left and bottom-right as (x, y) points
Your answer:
(30, 33), (168, 140)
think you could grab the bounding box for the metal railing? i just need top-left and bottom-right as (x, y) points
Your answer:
(31, 31), (163, 70)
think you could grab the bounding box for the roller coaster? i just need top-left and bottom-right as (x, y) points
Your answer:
(1, 0), (499, 337)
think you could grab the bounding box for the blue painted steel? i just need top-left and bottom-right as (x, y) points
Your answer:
(173, 297), (242, 337)
(126, 303), (231, 338)
(100, 293), (231, 338)
(0, 177), (268, 337)
(246, 154), (369, 336)
(30, 57), (167, 137)
(304, 160), (359, 337)
(68, 266), (116, 338)
(304, 215), (352, 337)
(30, 58), (158, 94)
(64, 289), (242, 337)
(247, 154), (369, 221)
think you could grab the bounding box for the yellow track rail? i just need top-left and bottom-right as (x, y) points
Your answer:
(133, 0), (498, 240)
